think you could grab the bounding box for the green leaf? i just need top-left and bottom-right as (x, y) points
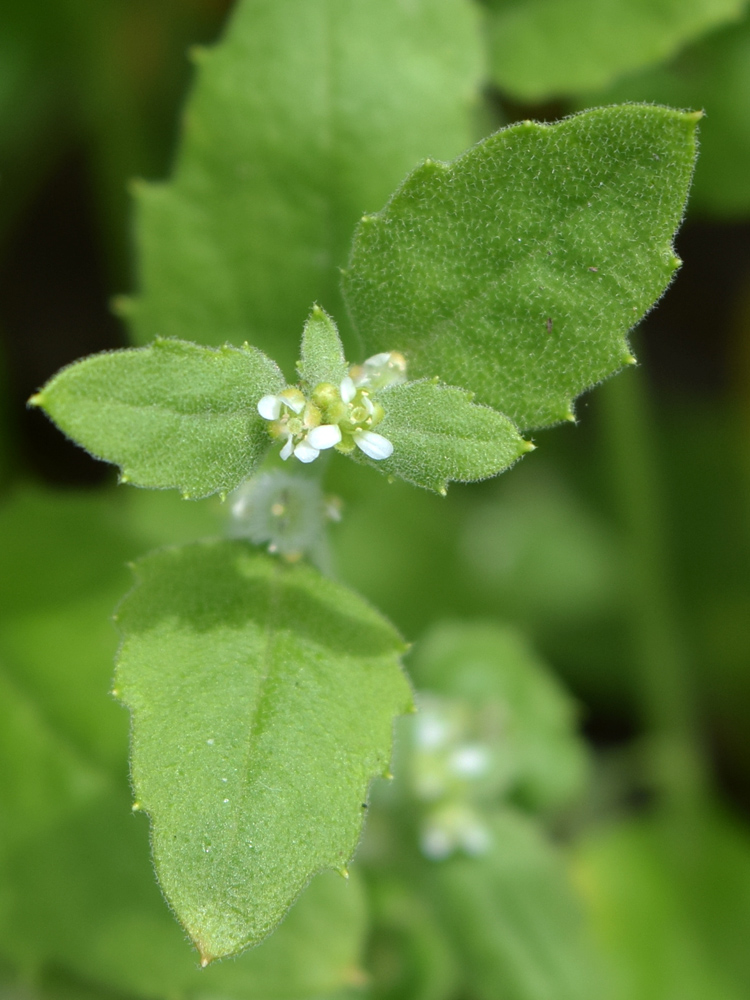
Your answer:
(576, 810), (750, 1000)
(31, 339), (284, 498)
(0, 788), (369, 1000)
(580, 14), (750, 216)
(482, 0), (746, 100)
(428, 809), (604, 1000)
(409, 622), (589, 811)
(364, 381), (531, 494)
(126, 0), (483, 372)
(342, 105), (699, 431)
(298, 305), (349, 390)
(114, 541), (412, 961)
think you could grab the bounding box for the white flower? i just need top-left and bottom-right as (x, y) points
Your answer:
(257, 388), (305, 420)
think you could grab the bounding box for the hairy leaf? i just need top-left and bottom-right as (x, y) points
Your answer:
(115, 541), (412, 960)
(409, 621), (589, 811)
(482, 0), (746, 100)
(298, 305), (348, 390)
(582, 13), (750, 216)
(343, 105), (699, 431)
(31, 339), (283, 498)
(125, 0), (482, 372)
(364, 381), (531, 493)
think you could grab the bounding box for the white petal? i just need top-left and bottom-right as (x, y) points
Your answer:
(307, 424), (342, 450)
(354, 430), (393, 460)
(281, 394), (305, 414)
(362, 395), (374, 416)
(363, 352), (392, 368)
(340, 376), (356, 403)
(258, 395), (282, 420)
(280, 435), (294, 460)
(293, 439), (320, 463)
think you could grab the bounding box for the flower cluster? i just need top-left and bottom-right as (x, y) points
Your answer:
(257, 351), (406, 464)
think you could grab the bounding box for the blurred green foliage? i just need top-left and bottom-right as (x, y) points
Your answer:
(2, 0), (750, 998)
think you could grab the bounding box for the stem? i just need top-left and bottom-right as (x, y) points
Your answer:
(599, 365), (707, 809)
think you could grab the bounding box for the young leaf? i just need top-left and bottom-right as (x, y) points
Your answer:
(298, 305), (349, 390)
(31, 339), (284, 498)
(358, 380), (531, 494)
(114, 541), (412, 961)
(342, 105), (699, 431)
(482, 0), (745, 100)
(126, 0), (482, 372)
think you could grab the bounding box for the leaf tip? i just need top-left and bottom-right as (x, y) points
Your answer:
(623, 353), (637, 366)
(27, 392), (44, 408)
(383, 769), (394, 781)
(522, 439), (538, 451)
(337, 866), (350, 880)
(683, 109), (704, 122)
(131, 800), (143, 812)
(438, 486), (448, 497)
(111, 687), (121, 699)
(311, 303), (324, 317)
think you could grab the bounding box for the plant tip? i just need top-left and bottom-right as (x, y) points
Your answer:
(27, 393), (43, 408)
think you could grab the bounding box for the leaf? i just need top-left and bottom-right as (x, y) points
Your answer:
(31, 339), (284, 498)
(114, 540), (412, 961)
(363, 380), (531, 494)
(342, 104), (699, 431)
(574, 809), (750, 1000)
(427, 809), (605, 1000)
(298, 305), (349, 390)
(580, 13), (750, 216)
(0, 788), (369, 1000)
(125, 0), (483, 373)
(409, 621), (589, 811)
(481, 0), (746, 100)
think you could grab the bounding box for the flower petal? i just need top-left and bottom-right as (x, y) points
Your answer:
(307, 424), (342, 450)
(258, 394), (282, 420)
(280, 435), (295, 461)
(293, 439), (320, 463)
(353, 430), (393, 460)
(340, 376), (356, 403)
(363, 352), (392, 368)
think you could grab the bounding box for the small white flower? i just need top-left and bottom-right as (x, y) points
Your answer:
(353, 429), (393, 460)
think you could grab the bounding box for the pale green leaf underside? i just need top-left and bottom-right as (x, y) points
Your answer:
(343, 105), (699, 431)
(115, 541), (412, 961)
(125, 0), (482, 372)
(483, 0), (746, 100)
(361, 381), (530, 493)
(32, 339), (283, 499)
(298, 306), (349, 390)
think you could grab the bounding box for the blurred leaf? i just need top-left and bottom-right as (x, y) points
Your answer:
(126, 0), (483, 372)
(575, 808), (750, 999)
(428, 809), (604, 1000)
(482, 0), (747, 100)
(366, 877), (461, 1000)
(582, 14), (750, 217)
(362, 381), (530, 493)
(115, 541), (411, 959)
(1, 788), (368, 1000)
(343, 106), (698, 431)
(33, 339), (284, 498)
(459, 469), (622, 625)
(410, 621), (589, 811)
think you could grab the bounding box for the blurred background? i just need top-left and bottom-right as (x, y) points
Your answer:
(1, 1), (750, 998)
